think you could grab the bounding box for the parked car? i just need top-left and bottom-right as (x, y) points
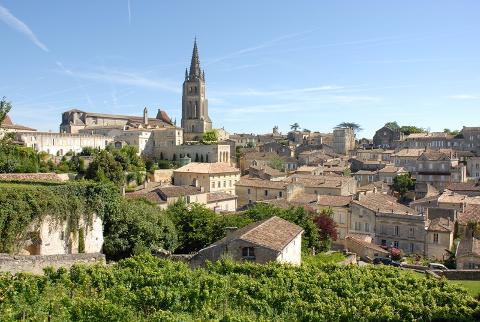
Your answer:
(373, 257), (401, 267)
(428, 263), (448, 270)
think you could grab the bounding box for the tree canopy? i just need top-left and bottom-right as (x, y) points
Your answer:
(392, 173), (415, 200)
(0, 97), (12, 126)
(201, 129), (218, 144)
(336, 122), (362, 133)
(290, 122), (300, 131)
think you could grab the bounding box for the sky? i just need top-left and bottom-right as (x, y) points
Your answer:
(0, 1), (479, 138)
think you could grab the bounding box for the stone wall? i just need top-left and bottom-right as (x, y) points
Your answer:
(0, 253), (105, 275)
(433, 269), (480, 280)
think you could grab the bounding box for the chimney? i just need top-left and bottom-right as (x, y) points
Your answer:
(224, 227), (238, 237)
(143, 107), (148, 125)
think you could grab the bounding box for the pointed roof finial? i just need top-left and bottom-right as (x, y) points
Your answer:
(185, 68), (188, 80)
(189, 36), (201, 79)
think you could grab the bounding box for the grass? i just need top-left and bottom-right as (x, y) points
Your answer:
(449, 280), (480, 297)
(303, 251), (346, 266)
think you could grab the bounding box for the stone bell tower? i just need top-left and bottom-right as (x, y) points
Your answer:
(181, 38), (212, 141)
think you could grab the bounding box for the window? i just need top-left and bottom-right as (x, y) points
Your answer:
(264, 190), (268, 196)
(433, 233), (439, 244)
(394, 226), (399, 236)
(410, 243), (414, 253)
(354, 222), (361, 231)
(242, 247), (255, 261)
(409, 227), (414, 237)
(364, 223), (370, 232)
(393, 241), (399, 248)
(247, 188), (251, 194)
(381, 239), (387, 246)
(211, 182), (215, 189)
(223, 181), (226, 187)
(229, 180), (232, 187)
(279, 191), (283, 197)
(217, 181), (221, 188)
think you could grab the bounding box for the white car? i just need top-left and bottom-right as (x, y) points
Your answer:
(428, 263), (448, 270)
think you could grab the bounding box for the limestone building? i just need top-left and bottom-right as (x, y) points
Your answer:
(333, 127), (355, 155)
(181, 39), (212, 141)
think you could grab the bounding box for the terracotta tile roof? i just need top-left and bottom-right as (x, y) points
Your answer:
(406, 132), (454, 139)
(354, 170), (376, 175)
(392, 149), (425, 157)
(296, 166), (321, 173)
(0, 173), (66, 182)
(126, 185), (203, 203)
(353, 193), (418, 215)
(346, 235), (389, 254)
(236, 177), (287, 189)
(174, 162), (240, 174)
(316, 195), (353, 207)
(456, 237), (480, 258)
(214, 216), (303, 252)
(377, 166), (406, 174)
(427, 217), (454, 232)
(0, 115), (36, 131)
(419, 150), (452, 161)
(409, 194), (439, 206)
(249, 165), (284, 177)
(207, 192), (237, 202)
(244, 152), (279, 161)
(287, 174), (353, 188)
(445, 182), (480, 193)
(458, 204), (480, 225)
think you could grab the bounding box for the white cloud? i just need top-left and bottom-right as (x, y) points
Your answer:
(448, 94), (480, 100)
(0, 4), (49, 52)
(60, 67), (181, 93)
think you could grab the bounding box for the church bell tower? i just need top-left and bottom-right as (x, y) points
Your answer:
(181, 38), (212, 141)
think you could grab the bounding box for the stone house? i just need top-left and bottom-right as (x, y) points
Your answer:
(259, 141), (293, 157)
(190, 216), (303, 266)
(350, 193), (425, 255)
(314, 195), (353, 244)
(415, 150), (466, 196)
(466, 156), (480, 180)
(287, 174), (357, 196)
(353, 170), (377, 187)
(377, 166), (408, 184)
(445, 182), (480, 197)
(456, 237), (480, 269)
(16, 131), (113, 156)
(235, 177), (288, 208)
(373, 125), (404, 148)
(345, 234), (389, 260)
(173, 162), (240, 195)
(295, 165), (323, 176)
(425, 218), (454, 260)
(127, 185), (237, 212)
(460, 126), (480, 153)
(396, 132), (461, 150)
(392, 148), (425, 172)
(247, 165), (287, 181)
(0, 115), (36, 138)
(333, 127), (355, 155)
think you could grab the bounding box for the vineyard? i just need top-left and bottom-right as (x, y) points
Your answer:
(0, 254), (478, 321)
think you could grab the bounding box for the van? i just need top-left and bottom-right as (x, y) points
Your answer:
(428, 263), (448, 270)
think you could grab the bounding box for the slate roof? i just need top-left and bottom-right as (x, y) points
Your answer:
(213, 216), (303, 252)
(174, 162), (240, 174)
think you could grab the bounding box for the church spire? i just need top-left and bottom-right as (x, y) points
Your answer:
(189, 37), (201, 79)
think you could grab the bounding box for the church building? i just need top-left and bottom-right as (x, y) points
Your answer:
(181, 39), (212, 141)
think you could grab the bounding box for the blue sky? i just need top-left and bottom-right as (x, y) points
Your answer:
(1, 1), (479, 138)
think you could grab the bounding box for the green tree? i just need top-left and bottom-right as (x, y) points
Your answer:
(290, 123), (300, 131)
(384, 121), (400, 130)
(244, 203), (320, 249)
(201, 129), (218, 144)
(444, 128), (460, 136)
(400, 125), (424, 135)
(392, 173), (415, 200)
(336, 122), (362, 133)
(268, 155), (285, 172)
(103, 199), (178, 260)
(0, 96), (12, 126)
(85, 150), (125, 186)
(165, 200), (225, 253)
